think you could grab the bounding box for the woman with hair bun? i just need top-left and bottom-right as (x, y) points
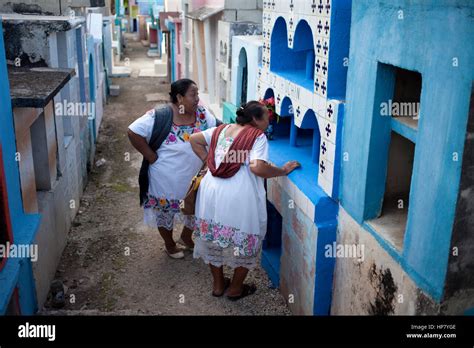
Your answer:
(127, 79), (217, 259)
(189, 101), (300, 299)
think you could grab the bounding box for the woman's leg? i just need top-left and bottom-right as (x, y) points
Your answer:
(180, 226), (195, 248)
(210, 264), (225, 295)
(158, 227), (182, 253)
(227, 267), (249, 296)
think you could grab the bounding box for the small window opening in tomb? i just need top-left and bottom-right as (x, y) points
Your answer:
(238, 48), (248, 106)
(367, 131), (415, 250)
(270, 18), (315, 90)
(391, 67), (422, 129)
(272, 115), (292, 139)
(296, 127), (315, 151)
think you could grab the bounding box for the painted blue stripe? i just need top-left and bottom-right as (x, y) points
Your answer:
(314, 222), (338, 315)
(391, 118), (417, 143)
(17, 259), (38, 314)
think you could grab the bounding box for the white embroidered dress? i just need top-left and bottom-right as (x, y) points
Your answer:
(193, 125), (269, 269)
(128, 105), (216, 230)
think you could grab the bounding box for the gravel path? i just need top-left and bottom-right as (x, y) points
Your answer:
(41, 34), (291, 316)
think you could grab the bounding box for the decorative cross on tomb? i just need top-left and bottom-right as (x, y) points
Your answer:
(289, 17), (294, 30)
(322, 141), (327, 155)
(321, 81), (327, 95)
(326, 0), (331, 15)
(312, 0), (318, 13)
(317, 20), (323, 34)
(320, 160), (326, 174)
(318, 0), (324, 14)
(317, 39), (322, 54)
(315, 78), (320, 92)
(324, 21), (330, 35)
(277, 95), (281, 104)
(323, 41), (329, 55)
(290, 0), (294, 11)
(327, 104), (333, 119)
(322, 61), (328, 75)
(289, 35), (293, 45)
(296, 106), (301, 117)
(325, 123), (331, 137)
(316, 59), (321, 73)
(272, 1), (275, 10)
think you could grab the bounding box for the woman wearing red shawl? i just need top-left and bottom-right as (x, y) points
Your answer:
(189, 101), (300, 300)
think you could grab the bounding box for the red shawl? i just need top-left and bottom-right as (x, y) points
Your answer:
(207, 124), (264, 178)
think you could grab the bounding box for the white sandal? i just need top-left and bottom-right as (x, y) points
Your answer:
(177, 238), (194, 251)
(165, 246), (185, 259)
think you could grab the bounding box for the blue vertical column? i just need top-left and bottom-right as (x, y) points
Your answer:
(75, 27), (86, 104)
(290, 118), (297, 146)
(312, 128), (320, 163)
(17, 260), (37, 315)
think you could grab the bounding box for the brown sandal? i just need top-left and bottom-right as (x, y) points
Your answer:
(212, 278), (231, 297)
(227, 284), (257, 301)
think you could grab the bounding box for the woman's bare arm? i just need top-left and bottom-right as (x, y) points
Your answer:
(250, 159), (300, 179)
(127, 129), (158, 163)
(190, 133), (208, 162)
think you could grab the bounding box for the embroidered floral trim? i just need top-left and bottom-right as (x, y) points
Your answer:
(193, 217), (261, 257)
(143, 204), (195, 230)
(215, 129), (234, 164)
(143, 194), (181, 212)
(165, 108), (209, 145)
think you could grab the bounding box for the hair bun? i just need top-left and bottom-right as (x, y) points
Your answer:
(236, 101), (265, 125)
(236, 107), (245, 117)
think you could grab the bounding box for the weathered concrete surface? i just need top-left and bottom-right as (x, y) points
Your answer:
(1, 14), (84, 67)
(8, 66), (74, 107)
(40, 35), (290, 316)
(331, 208), (440, 315)
(0, 0), (105, 16)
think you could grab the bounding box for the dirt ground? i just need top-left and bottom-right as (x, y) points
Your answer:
(41, 34), (291, 316)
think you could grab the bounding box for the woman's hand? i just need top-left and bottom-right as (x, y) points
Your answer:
(250, 159), (301, 178)
(282, 160), (301, 175)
